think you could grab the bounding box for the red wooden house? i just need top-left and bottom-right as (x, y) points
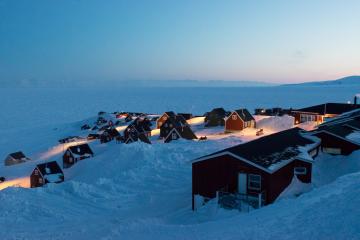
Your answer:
(225, 109), (256, 132)
(311, 118), (360, 155)
(192, 128), (320, 210)
(30, 161), (64, 188)
(63, 143), (94, 168)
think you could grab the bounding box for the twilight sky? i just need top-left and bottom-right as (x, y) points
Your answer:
(0, 0), (360, 84)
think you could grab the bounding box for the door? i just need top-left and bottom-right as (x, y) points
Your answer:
(238, 173), (247, 194)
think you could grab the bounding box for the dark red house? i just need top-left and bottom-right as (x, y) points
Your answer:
(159, 115), (197, 142)
(124, 117), (152, 144)
(164, 125), (197, 143)
(311, 118), (360, 155)
(63, 143), (94, 168)
(292, 102), (360, 125)
(100, 127), (120, 143)
(225, 109), (256, 132)
(30, 161), (64, 188)
(204, 108), (229, 127)
(192, 128), (320, 210)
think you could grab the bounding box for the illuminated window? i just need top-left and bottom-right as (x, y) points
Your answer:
(232, 114), (237, 120)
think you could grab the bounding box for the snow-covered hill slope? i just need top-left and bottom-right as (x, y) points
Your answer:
(1, 137), (360, 239)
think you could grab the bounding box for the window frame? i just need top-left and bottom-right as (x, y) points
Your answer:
(248, 174), (261, 191)
(294, 167), (307, 175)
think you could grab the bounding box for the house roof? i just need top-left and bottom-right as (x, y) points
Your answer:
(68, 144), (93, 156)
(9, 151), (27, 160)
(104, 128), (120, 137)
(294, 103), (360, 115)
(125, 133), (151, 144)
(193, 128), (318, 170)
(210, 108), (226, 116)
(165, 126), (197, 142)
(36, 161), (63, 176)
(234, 109), (255, 122)
(165, 111), (176, 117)
(162, 115), (188, 128)
(127, 117), (152, 133)
(315, 118), (360, 138)
(318, 108), (360, 127)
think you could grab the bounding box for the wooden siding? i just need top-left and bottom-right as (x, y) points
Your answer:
(225, 112), (245, 132)
(192, 154), (313, 210)
(314, 132), (360, 155)
(30, 168), (44, 188)
(156, 114), (169, 129)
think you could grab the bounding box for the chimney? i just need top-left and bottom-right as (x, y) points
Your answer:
(354, 96), (358, 105)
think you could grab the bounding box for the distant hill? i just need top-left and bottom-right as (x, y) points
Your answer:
(283, 76), (360, 87)
(0, 79), (276, 88)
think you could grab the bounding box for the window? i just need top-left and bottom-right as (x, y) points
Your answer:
(172, 132), (178, 140)
(34, 169), (39, 175)
(294, 167), (307, 175)
(39, 178), (43, 184)
(248, 174), (261, 191)
(323, 147), (341, 155)
(69, 157), (73, 163)
(232, 114), (237, 120)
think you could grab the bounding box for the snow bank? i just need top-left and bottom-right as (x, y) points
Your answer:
(277, 176), (312, 200)
(312, 150), (360, 187)
(256, 115), (294, 132)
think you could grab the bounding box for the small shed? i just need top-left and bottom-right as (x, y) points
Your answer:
(63, 144), (94, 168)
(30, 161), (64, 188)
(4, 151), (31, 166)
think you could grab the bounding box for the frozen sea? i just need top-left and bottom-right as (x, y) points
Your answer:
(1, 85), (359, 130)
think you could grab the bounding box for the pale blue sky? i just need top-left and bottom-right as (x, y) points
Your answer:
(0, 0), (359, 83)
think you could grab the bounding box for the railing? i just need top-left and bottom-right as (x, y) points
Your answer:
(218, 191), (266, 212)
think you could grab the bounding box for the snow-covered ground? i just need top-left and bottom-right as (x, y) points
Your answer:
(0, 86), (360, 239)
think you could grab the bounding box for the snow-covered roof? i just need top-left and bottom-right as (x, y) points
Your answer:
(44, 173), (64, 183)
(68, 143), (93, 156)
(193, 128), (320, 173)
